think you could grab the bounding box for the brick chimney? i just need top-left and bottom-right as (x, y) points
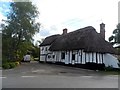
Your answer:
(63, 28), (67, 35)
(100, 23), (105, 39)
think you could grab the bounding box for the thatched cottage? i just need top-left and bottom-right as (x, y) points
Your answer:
(40, 23), (119, 69)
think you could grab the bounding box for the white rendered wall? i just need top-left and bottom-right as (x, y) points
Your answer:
(75, 52), (78, 64)
(40, 45), (50, 62)
(78, 50), (81, 64)
(98, 54), (102, 64)
(82, 52), (85, 64)
(103, 54), (119, 68)
(86, 53), (89, 63)
(69, 51), (72, 64)
(40, 55), (46, 61)
(65, 51), (69, 64)
(40, 47), (119, 68)
(93, 53), (96, 63)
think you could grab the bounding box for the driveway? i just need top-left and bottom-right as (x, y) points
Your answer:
(2, 61), (119, 88)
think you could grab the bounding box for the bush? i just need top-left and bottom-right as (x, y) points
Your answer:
(9, 63), (16, 68)
(2, 63), (10, 69)
(2, 62), (17, 69)
(104, 66), (120, 71)
(15, 62), (20, 65)
(104, 66), (113, 71)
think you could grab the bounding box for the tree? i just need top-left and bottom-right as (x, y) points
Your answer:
(2, 1), (40, 61)
(109, 23), (120, 45)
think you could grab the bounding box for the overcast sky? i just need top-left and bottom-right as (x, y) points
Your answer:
(0, 0), (120, 43)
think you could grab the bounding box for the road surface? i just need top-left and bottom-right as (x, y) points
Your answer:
(2, 61), (119, 88)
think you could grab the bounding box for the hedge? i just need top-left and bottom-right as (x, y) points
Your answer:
(2, 62), (17, 69)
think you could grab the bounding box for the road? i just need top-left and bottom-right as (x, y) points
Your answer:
(2, 61), (119, 88)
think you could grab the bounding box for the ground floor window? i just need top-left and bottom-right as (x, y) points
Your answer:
(53, 55), (55, 59)
(72, 54), (75, 60)
(61, 52), (65, 59)
(48, 55), (51, 59)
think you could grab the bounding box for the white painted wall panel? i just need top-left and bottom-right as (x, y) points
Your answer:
(58, 52), (61, 62)
(75, 53), (78, 63)
(40, 56), (46, 61)
(86, 53), (89, 63)
(82, 52), (85, 64)
(93, 53), (96, 63)
(69, 51), (72, 64)
(78, 50), (81, 63)
(97, 54), (100, 63)
(103, 54), (119, 68)
(89, 53), (92, 62)
(40, 47), (119, 69)
(65, 52), (69, 64)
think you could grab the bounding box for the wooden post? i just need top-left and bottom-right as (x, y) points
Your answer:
(92, 53), (94, 62)
(81, 50), (82, 64)
(102, 54), (103, 64)
(96, 53), (98, 63)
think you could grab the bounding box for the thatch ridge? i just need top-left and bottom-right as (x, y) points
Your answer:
(40, 34), (60, 46)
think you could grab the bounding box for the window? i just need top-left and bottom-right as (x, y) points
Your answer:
(41, 47), (44, 51)
(53, 55), (55, 59)
(72, 54), (75, 60)
(48, 55), (51, 58)
(61, 52), (65, 59)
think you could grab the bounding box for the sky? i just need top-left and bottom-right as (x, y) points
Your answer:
(0, 0), (120, 43)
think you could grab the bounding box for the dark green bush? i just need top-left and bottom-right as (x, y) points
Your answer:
(104, 66), (120, 71)
(104, 66), (114, 71)
(2, 62), (17, 69)
(9, 63), (16, 68)
(2, 63), (10, 69)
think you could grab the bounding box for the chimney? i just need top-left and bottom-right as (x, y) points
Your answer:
(100, 23), (105, 39)
(63, 28), (67, 35)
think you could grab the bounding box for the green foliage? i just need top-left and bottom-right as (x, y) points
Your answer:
(2, 1), (40, 61)
(34, 58), (39, 61)
(2, 60), (17, 69)
(9, 63), (16, 68)
(104, 65), (120, 72)
(2, 63), (11, 69)
(109, 23), (120, 45)
(104, 66), (114, 71)
(109, 35), (114, 42)
(31, 45), (39, 58)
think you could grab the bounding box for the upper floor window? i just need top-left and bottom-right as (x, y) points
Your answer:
(45, 47), (47, 51)
(41, 47), (44, 51)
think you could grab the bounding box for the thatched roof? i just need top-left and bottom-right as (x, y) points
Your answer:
(40, 34), (60, 46)
(48, 26), (116, 54)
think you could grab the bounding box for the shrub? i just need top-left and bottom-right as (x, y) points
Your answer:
(2, 62), (17, 69)
(2, 63), (10, 69)
(104, 66), (113, 71)
(9, 63), (16, 68)
(15, 62), (20, 66)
